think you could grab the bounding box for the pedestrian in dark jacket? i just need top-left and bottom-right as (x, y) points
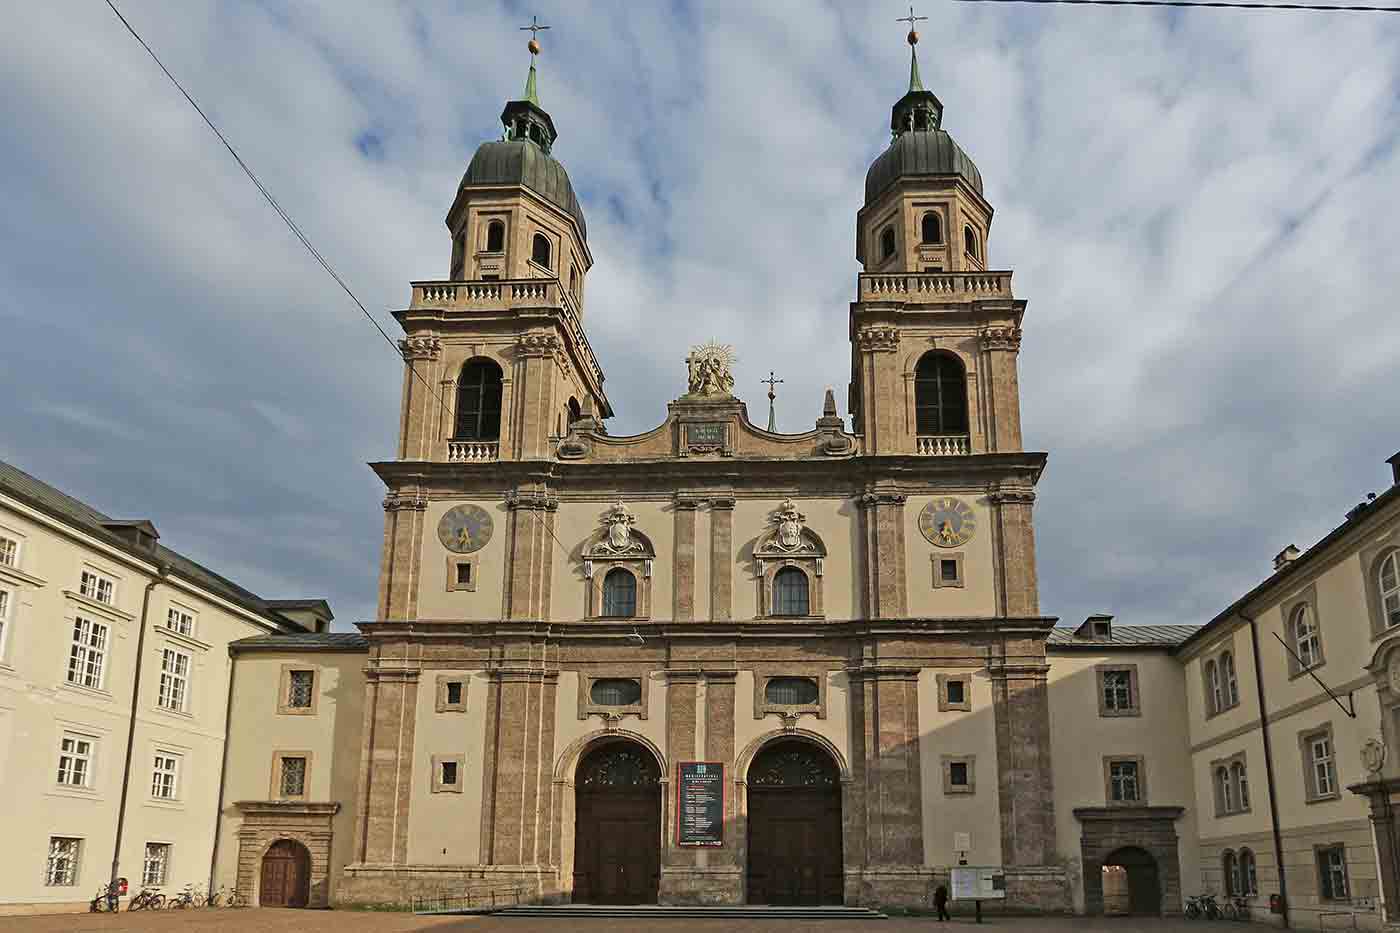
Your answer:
(934, 884), (950, 921)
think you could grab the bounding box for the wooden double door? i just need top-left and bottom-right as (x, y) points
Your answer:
(259, 839), (310, 908)
(745, 741), (844, 905)
(573, 743), (661, 904)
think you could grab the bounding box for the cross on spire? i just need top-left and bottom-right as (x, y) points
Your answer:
(896, 6), (928, 38)
(520, 15), (551, 45)
(763, 371), (784, 432)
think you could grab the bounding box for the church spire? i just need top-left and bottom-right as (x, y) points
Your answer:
(908, 43), (925, 94)
(501, 17), (557, 153)
(889, 7), (943, 139)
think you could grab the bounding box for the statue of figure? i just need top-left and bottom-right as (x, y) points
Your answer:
(685, 341), (736, 397)
(774, 498), (806, 551)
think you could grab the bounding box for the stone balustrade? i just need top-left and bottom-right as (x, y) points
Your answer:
(448, 440), (499, 462)
(859, 271), (1013, 302)
(916, 434), (970, 456)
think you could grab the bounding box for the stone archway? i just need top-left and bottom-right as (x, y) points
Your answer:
(1103, 846), (1161, 916)
(745, 738), (844, 905)
(259, 839), (311, 908)
(571, 739), (663, 904)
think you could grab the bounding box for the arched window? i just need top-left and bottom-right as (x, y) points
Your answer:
(1239, 849), (1258, 896)
(1222, 850), (1238, 896)
(1380, 551), (1400, 628)
(1205, 659), (1222, 715)
(1221, 651), (1239, 708)
(765, 677), (819, 705)
(486, 219), (505, 253)
(964, 225), (979, 259)
(602, 568), (637, 618)
(569, 265), (578, 296)
(920, 212), (942, 244)
(1218, 766), (1234, 813)
(914, 352), (969, 436)
(1293, 604), (1321, 669)
(454, 359), (503, 441)
(567, 397), (582, 426)
(1233, 761), (1250, 810)
(772, 567), (810, 617)
(532, 233), (552, 269)
(880, 226), (896, 261)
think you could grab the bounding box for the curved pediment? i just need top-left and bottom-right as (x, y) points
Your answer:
(581, 501), (656, 559)
(753, 499), (827, 559)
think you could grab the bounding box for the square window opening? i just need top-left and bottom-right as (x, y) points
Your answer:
(445, 681), (463, 706)
(949, 761), (969, 786)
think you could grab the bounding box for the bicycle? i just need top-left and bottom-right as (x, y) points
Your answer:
(225, 887), (249, 908)
(1226, 896), (1251, 921)
(1185, 892), (1222, 920)
(128, 887), (166, 911)
(87, 881), (120, 913)
(166, 883), (199, 909)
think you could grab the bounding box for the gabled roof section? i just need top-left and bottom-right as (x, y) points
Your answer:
(0, 458), (327, 631)
(231, 632), (368, 653)
(1048, 624), (1200, 649)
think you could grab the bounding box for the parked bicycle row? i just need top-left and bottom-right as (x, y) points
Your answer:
(1184, 892), (1253, 921)
(88, 880), (247, 912)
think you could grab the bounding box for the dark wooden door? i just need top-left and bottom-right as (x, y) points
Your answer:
(573, 744), (661, 905)
(745, 741), (843, 906)
(259, 840), (310, 908)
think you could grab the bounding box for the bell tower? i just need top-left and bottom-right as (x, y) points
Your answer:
(390, 33), (611, 467)
(849, 27), (1025, 457)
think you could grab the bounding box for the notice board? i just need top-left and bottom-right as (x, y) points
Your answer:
(676, 761), (724, 846)
(950, 866), (1006, 900)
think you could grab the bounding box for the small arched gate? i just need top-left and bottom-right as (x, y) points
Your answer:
(259, 839), (311, 908)
(1103, 846), (1161, 915)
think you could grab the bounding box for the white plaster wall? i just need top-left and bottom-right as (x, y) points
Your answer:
(903, 496), (998, 617)
(415, 499), (509, 622)
(405, 669), (488, 865)
(917, 668), (1002, 868)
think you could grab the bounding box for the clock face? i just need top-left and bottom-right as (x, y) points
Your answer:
(438, 504), (494, 554)
(919, 497), (976, 549)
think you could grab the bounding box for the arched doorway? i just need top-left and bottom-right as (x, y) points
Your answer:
(572, 741), (661, 904)
(746, 739), (843, 905)
(259, 839), (310, 908)
(1103, 846), (1161, 915)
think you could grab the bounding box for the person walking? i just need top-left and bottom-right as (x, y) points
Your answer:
(934, 884), (950, 921)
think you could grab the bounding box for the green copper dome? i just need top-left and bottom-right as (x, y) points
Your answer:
(461, 140), (587, 239)
(864, 44), (983, 203)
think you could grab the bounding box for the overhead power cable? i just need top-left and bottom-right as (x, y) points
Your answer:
(103, 0), (453, 420)
(951, 0), (1400, 11)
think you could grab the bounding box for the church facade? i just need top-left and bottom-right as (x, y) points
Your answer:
(321, 39), (1078, 911)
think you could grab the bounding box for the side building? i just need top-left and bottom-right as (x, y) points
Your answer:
(0, 460), (331, 915)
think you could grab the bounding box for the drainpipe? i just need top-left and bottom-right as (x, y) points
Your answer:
(208, 644), (239, 893)
(1244, 611), (1289, 928)
(111, 561), (169, 890)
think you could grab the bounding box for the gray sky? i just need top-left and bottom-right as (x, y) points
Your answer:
(1, 2), (1397, 628)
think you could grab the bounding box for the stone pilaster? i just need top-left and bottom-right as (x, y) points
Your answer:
(979, 326), (1023, 453)
(503, 487), (558, 620)
(673, 498), (699, 621)
(859, 491), (908, 619)
(848, 666), (924, 869)
(990, 486), (1038, 616)
(378, 493), (426, 620)
(990, 662), (1056, 867)
(704, 672), (738, 872)
(353, 665), (420, 865)
(709, 498), (734, 621)
(854, 325), (902, 455)
(663, 673), (699, 873)
(513, 332), (562, 460)
(396, 335), (443, 461)
(1348, 779), (1400, 922)
(481, 668), (557, 866)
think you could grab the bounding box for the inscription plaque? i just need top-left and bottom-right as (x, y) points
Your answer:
(685, 422), (726, 449)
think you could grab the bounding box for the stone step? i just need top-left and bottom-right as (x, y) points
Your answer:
(490, 904), (887, 920)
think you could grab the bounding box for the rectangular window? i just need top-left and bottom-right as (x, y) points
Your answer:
(445, 681), (463, 706)
(57, 733), (93, 787)
(1310, 734), (1337, 797)
(1109, 760), (1140, 802)
(79, 570), (114, 605)
(279, 756), (307, 797)
(142, 843), (170, 886)
(286, 670), (314, 709)
(67, 616), (108, 689)
(45, 837), (81, 886)
(940, 559), (959, 582)
(151, 754), (179, 799)
(1318, 846), (1349, 900)
(1103, 671), (1134, 713)
(0, 535), (17, 567)
(949, 761), (969, 786)
(0, 587), (10, 656)
(946, 679), (966, 706)
(441, 760), (458, 786)
(157, 649), (190, 712)
(165, 607), (195, 637)
(456, 563), (472, 585)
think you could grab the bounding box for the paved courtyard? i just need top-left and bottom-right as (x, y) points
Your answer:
(0, 909), (1265, 933)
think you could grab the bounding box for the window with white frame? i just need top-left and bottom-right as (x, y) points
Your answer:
(1239, 848), (1258, 896)
(165, 606), (195, 637)
(279, 755), (307, 797)
(157, 649), (190, 712)
(1308, 732), (1337, 798)
(0, 534), (17, 567)
(79, 569), (114, 605)
(1101, 669), (1136, 714)
(1234, 761), (1250, 810)
(1205, 659), (1222, 715)
(1380, 552), (1400, 629)
(142, 843), (170, 886)
(45, 837), (81, 886)
(67, 616), (108, 689)
(0, 587), (10, 657)
(151, 753), (179, 799)
(1108, 760), (1141, 802)
(57, 733), (94, 787)
(1293, 604), (1321, 670)
(1217, 765), (1234, 813)
(1221, 651), (1240, 707)
(1318, 845), (1349, 900)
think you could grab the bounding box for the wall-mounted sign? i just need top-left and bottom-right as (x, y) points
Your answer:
(676, 761), (724, 847)
(685, 422), (726, 450)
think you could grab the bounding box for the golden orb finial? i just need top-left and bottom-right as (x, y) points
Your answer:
(907, 29), (919, 45)
(897, 7), (927, 47)
(528, 37), (541, 55)
(520, 15), (549, 57)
